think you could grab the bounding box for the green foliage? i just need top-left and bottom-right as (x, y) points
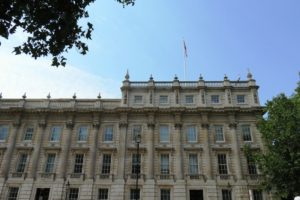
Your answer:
(256, 79), (300, 199)
(0, 0), (135, 66)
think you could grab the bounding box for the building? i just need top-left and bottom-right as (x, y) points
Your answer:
(0, 72), (269, 200)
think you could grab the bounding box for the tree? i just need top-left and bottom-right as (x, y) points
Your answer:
(0, 0), (135, 67)
(253, 78), (300, 199)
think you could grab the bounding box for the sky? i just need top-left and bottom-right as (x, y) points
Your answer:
(0, 0), (299, 104)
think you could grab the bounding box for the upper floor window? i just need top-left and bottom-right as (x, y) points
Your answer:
(187, 125), (197, 143)
(8, 187), (19, 200)
(50, 126), (62, 141)
(68, 188), (79, 200)
(247, 156), (257, 175)
(252, 190), (263, 200)
(101, 154), (111, 174)
(159, 125), (169, 143)
(132, 154), (141, 175)
(237, 95), (245, 104)
(189, 154), (198, 175)
(16, 154), (28, 173)
(242, 125), (252, 142)
(211, 95), (220, 104)
(130, 189), (140, 200)
(24, 127), (34, 141)
(222, 189), (232, 200)
(215, 125), (224, 142)
(185, 95), (194, 104)
(161, 189), (171, 200)
(73, 154), (84, 174)
(159, 95), (168, 104)
(218, 154), (228, 175)
(77, 126), (88, 142)
(0, 125), (9, 141)
(132, 125), (142, 142)
(98, 188), (108, 200)
(160, 154), (169, 175)
(45, 154), (56, 173)
(104, 126), (113, 142)
(134, 95), (143, 104)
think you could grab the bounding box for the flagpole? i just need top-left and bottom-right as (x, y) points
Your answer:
(183, 39), (188, 81)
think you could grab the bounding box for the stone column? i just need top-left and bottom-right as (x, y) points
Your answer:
(58, 117), (74, 179)
(116, 113), (128, 179)
(146, 119), (155, 179)
(174, 113), (183, 179)
(228, 114), (243, 179)
(88, 115), (100, 179)
(202, 123), (212, 179)
(28, 118), (47, 178)
(0, 117), (21, 178)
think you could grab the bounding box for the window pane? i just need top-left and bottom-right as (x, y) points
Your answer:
(242, 125), (252, 141)
(132, 154), (141, 174)
(17, 154), (28, 173)
(104, 126), (113, 141)
(185, 95), (194, 104)
(253, 190), (263, 200)
(160, 154), (169, 174)
(102, 154), (111, 174)
(24, 127), (34, 140)
(0, 125), (9, 140)
(98, 188), (108, 200)
(215, 126), (224, 142)
(187, 126), (197, 142)
(247, 156), (257, 175)
(132, 125), (141, 142)
(134, 96), (143, 104)
(130, 189), (140, 200)
(159, 125), (169, 143)
(189, 154), (198, 174)
(68, 188), (79, 200)
(211, 95), (219, 104)
(8, 187), (19, 200)
(159, 96), (168, 104)
(161, 189), (170, 200)
(222, 189), (232, 200)
(74, 154), (84, 173)
(78, 126), (88, 141)
(218, 154), (228, 175)
(45, 154), (56, 173)
(50, 126), (61, 141)
(237, 95), (245, 104)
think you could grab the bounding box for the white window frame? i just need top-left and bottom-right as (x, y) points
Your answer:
(101, 154), (111, 174)
(211, 95), (220, 104)
(132, 125), (142, 142)
(23, 126), (34, 141)
(45, 153), (56, 173)
(98, 188), (109, 200)
(73, 154), (84, 174)
(185, 95), (194, 104)
(215, 125), (225, 142)
(242, 125), (252, 142)
(237, 94), (246, 104)
(189, 154), (199, 175)
(218, 154), (228, 175)
(160, 154), (170, 175)
(104, 126), (113, 142)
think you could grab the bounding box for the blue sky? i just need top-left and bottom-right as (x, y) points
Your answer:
(1, 0), (299, 104)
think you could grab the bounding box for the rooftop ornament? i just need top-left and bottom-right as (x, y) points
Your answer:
(125, 70), (130, 80)
(97, 93), (101, 99)
(149, 74), (153, 81)
(224, 74), (228, 80)
(0, 92), (2, 99)
(247, 68), (253, 79)
(22, 93), (27, 99)
(72, 93), (77, 99)
(174, 74), (178, 81)
(47, 93), (51, 99)
(199, 74), (203, 80)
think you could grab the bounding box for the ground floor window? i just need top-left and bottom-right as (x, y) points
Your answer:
(98, 188), (108, 200)
(68, 188), (79, 200)
(253, 190), (263, 200)
(161, 189), (170, 200)
(222, 189), (232, 200)
(130, 189), (140, 200)
(8, 187), (19, 200)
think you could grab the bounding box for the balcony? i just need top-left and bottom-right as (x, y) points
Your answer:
(68, 173), (85, 180)
(216, 174), (236, 182)
(10, 172), (27, 179)
(186, 174), (206, 182)
(97, 173), (114, 181)
(39, 173), (56, 180)
(156, 174), (175, 181)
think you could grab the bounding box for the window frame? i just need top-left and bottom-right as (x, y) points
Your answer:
(132, 125), (142, 142)
(160, 154), (169, 175)
(247, 156), (257, 175)
(215, 125), (225, 142)
(7, 187), (19, 200)
(23, 126), (34, 141)
(0, 125), (9, 141)
(77, 126), (88, 142)
(73, 154), (84, 174)
(160, 189), (171, 200)
(101, 154), (111, 174)
(237, 94), (246, 104)
(50, 126), (62, 142)
(187, 125), (197, 143)
(185, 95), (194, 104)
(211, 95), (220, 104)
(252, 189), (263, 200)
(221, 189), (232, 200)
(68, 188), (79, 200)
(16, 153), (28, 173)
(218, 154), (228, 175)
(130, 189), (140, 200)
(131, 153), (141, 174)
(45, 153), (56, 173)
(189, 154), (199, 175)
(133, 95), (143, 104)
(159, 125), (170, 143)
(104, 126), (113, 142)
(242, 125), (252, 142)
(98, 188), (109, 200)
(159, 95), (169, 104)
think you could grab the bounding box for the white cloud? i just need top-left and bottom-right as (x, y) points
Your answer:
(0, 53), (121, 99)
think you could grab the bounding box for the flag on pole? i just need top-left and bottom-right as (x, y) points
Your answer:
(183, 40), (188, 58)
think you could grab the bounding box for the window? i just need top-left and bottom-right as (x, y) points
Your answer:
(78, 126), (88, 141)
(24, 127), (34, 140)
(73, 154), (84, 174)
(187, 125), (197, 142)
(7, 187), (19, 200)
(247, 156), (257, 175)
(211, 95), (219, 104)
(98, 188), (108, 200)
(0, 125), (9, 141)
(159, 95), (168, 104)
(237, 95), (245, 104)
(132, 125), (141, 142)
(101, 154), (111, 174)
(132, 154), (141, 174)
(161, 189), (170, 200)
(160, 154), (169, 174)
(159, 125), (169, 143)
(189, 154), (198, 174)
(252, 190), (263, 200)
(104, 126), (113, 142)
(215, 125), (224, 142)
(45, 154), (56, 173)
(242, 125), (252, 142)
(185, 95), (194, 104)
(218, 154), (228, 175)
(68, 188), (79, 200)
(222, 189), (232, 200)
(50, 126), (61, 141)
(16, 154), (28, 173)
(134, 95), (143, 104)
(130, 189), (140, 200)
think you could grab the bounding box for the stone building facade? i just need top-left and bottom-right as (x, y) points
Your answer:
(0, 73), (268, 200)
